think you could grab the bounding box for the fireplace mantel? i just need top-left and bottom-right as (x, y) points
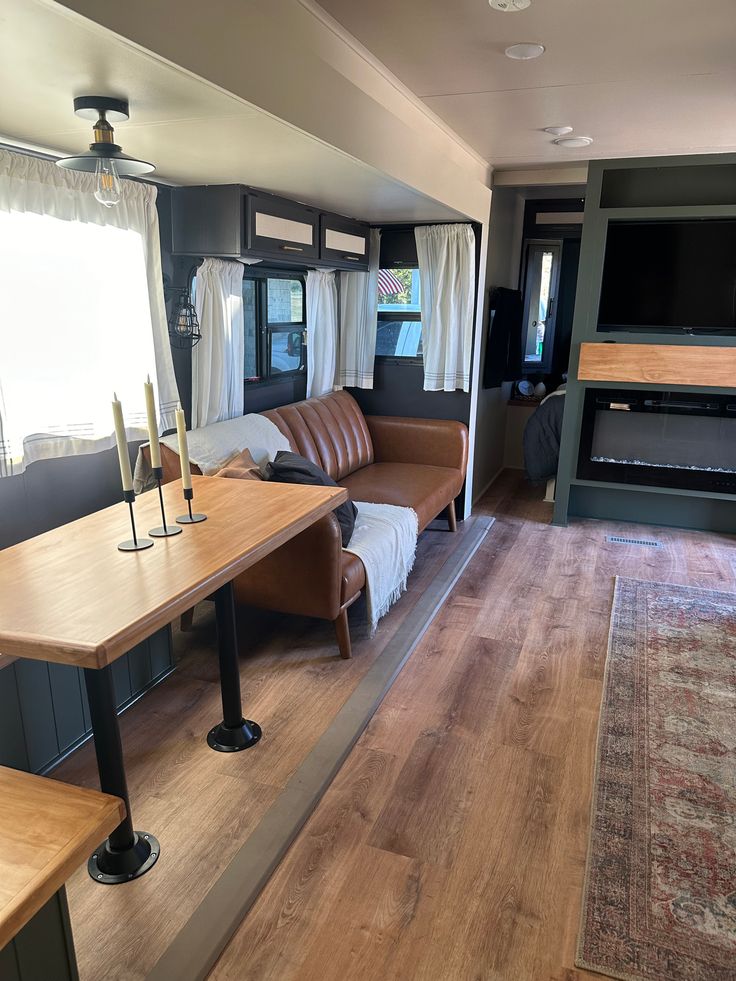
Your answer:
(578, 343), (736, 388)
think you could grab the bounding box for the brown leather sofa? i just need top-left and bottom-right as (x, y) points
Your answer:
(158, 391), (468, 658)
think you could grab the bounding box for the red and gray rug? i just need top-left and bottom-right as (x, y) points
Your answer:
(577, 577), (736, 981)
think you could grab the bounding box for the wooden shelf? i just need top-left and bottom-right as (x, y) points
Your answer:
(578, 342), (736, 388)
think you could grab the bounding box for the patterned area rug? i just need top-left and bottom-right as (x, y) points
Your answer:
(577, 577), (736, 981)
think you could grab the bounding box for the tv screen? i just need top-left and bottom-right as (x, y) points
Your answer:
(598, 219), (736, 332)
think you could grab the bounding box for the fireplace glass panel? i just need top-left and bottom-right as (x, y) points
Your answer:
(578, 389), (736, 493)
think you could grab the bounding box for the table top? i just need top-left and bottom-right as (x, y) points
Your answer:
(0, 475), (346, 669)
(0, 766), (124, 949)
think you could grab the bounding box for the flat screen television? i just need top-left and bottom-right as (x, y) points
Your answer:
(598, 219), (736, 333)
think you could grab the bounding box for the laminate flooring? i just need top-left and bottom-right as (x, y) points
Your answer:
(208, 470), (736, 981)
(55, 517), (476, 981)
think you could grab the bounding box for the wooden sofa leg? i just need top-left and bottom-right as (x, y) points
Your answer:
(180, 607), (195, 632)
(333, 607), (352, 659)
(447, 500), (457, 533)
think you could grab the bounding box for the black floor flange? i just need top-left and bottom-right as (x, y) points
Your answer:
(207, 719), (262, 752)
(88, 831), (160, 884)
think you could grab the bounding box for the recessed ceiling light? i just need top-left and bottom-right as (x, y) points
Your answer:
(489, 0), (531, 11)
(505, 42), (545, 60)
(553, 136), (594, 148)
(544, 126), (573, 137)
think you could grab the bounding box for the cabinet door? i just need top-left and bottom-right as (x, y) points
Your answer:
(320, 214), (370, 268)
(246, 193), (319, 260)
(171, 185), (243, 256)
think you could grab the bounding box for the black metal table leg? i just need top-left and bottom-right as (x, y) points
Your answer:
(83, 665), (160, 884)
(207, 581), (262, 752)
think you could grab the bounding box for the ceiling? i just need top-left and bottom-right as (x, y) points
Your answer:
(316, 0), (736, 169)
(0, 0), (466, 221)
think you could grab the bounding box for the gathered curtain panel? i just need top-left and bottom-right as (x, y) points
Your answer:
(192, 258), (245, 428)
(337, 228), (381, 389)
(306, 268), (338, 398)
(0, 148), (179, 477)
(415, 223), (476, 393)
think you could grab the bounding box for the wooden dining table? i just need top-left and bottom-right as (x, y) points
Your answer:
(0, 475), (346, 885)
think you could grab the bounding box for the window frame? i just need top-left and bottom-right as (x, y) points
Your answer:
(189, 264), (307, 385)
(375, 263), (423, 366)
(519, 238), (563, 374)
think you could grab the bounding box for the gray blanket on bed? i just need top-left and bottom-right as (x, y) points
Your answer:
(523, 390), (566, 482)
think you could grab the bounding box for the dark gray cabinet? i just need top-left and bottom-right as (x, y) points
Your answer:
(170, 184), (372, 269)
(320, 213), (370, 267)
(246, 192), (319, 261)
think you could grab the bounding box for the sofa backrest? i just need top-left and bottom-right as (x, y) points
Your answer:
(262, 391), (374, 481)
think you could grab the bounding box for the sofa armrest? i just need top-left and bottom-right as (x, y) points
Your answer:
(365, 415), (469, 474)
(233, 512), (344, 621)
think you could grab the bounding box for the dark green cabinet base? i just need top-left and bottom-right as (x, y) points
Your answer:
(0, 627), (174, 775)
(0, 888), (78, 981)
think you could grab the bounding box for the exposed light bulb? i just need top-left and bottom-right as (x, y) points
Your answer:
(94, 157), (121, 207)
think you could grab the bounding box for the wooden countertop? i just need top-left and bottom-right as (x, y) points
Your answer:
(0, 766), (124, 949)
(0, 475), (346, 669)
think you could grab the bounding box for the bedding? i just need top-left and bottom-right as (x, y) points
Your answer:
(522, 385), (566, 482)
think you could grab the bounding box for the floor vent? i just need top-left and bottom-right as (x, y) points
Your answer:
(606, 535), (662, 548)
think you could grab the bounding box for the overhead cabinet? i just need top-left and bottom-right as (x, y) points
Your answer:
(170, 184), (371, 270)
(246, 192), (319, 260)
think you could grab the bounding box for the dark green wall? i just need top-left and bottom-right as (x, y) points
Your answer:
(554, 153), (736, 531)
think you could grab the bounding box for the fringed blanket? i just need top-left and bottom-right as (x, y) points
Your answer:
(346, 502), (418, 633)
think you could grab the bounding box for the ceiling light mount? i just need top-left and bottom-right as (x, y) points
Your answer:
(505, 42), (545, 60)
(489, 0), (531, 10)
(544, 126), (574, 137)
(553, 136), (594, 148)
(56, 95), (154, 208)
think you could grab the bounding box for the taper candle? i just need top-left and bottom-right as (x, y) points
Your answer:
(143, 375), (162, 469)
(112, 393), (134, 493)
(175, 403), (192, 490)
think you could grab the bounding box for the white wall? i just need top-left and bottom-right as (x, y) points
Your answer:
(472, 187), (525, 501)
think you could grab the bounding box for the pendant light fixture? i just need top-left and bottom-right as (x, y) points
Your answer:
(56, 96), (154, 208)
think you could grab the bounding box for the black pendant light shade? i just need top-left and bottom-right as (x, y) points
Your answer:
(168, 288), (201, 349)
(56, 96), (154, 178)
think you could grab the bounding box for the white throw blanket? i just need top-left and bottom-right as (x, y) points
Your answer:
(133, 413), (290, 493)
(345, 502), (418, 633)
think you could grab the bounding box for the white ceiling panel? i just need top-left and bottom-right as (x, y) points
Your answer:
(0, 0), (466, 221)
(316, 0), (736, 166)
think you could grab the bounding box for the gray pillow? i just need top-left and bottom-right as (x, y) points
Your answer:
(265, 451), (357, 547)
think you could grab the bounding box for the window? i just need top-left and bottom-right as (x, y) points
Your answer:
(521, 241), (561, 372)
(376, 267), (422, 360)
(0, 209), (163, 476)
(194, 270), (306, 383)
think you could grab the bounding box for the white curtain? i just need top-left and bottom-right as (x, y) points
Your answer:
(337, 228), (380, 389)
(192, 258), (245, 429)
(306, 269), (338, 398)
(0, 149), (179, 477)
(415, 224), (476, 392)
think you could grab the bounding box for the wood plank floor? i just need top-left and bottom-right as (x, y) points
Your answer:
(54, 518), (475, 981)
(208, 470), (736, 981)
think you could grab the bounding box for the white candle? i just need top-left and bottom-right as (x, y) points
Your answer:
(112, 393), (134, 493)
(175, 403), (192, 490)
(144, 375), (162, 470)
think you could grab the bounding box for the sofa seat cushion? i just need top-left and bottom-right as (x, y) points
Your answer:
(341, 463), (463, 532)
(341, 550), (366, 606)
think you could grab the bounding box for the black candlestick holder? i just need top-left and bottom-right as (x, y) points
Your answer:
(148, 466), (183, 538)
(118, 490), (154, 552)
(176, 486), (207, 524)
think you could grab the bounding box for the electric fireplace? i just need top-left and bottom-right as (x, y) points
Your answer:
(577, 388), (736, 494)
